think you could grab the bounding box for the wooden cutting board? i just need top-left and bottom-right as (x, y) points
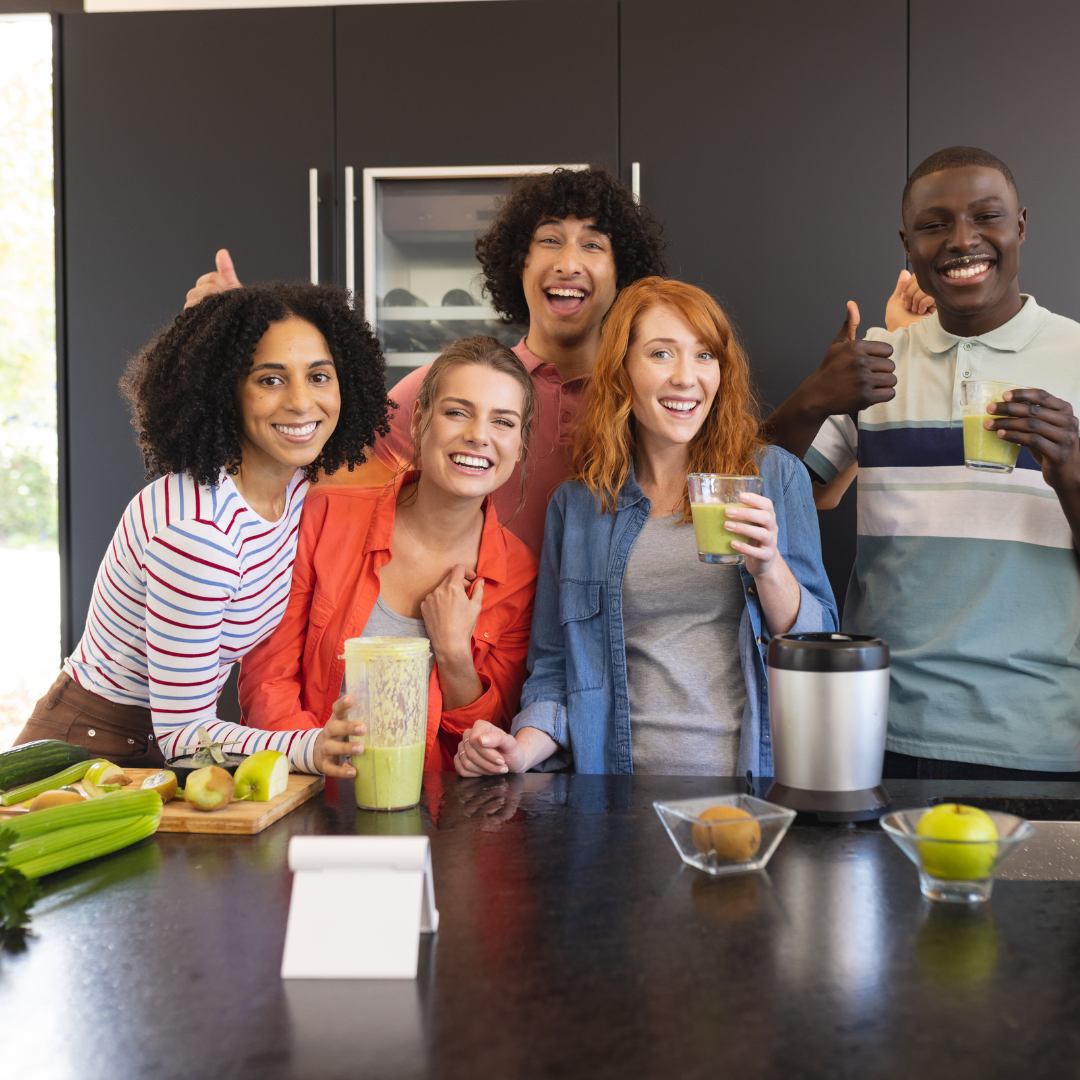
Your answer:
(0, 768), (325, 835)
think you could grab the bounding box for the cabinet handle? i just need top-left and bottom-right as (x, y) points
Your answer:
(344, 166), (356, 303)
(631, 162), (641, 204)
(309, 168), (319, 284)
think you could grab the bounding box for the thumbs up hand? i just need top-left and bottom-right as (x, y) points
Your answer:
(801, 300), (897, 418)
(184, 248), (243, 309)
(885, 268), (936, 331)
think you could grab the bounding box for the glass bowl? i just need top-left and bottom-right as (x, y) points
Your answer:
(881, 807), (1034, 903)
(653, 794), (797, 877)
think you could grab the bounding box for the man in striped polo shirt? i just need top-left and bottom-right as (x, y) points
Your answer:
(802, 147), (1080, 781)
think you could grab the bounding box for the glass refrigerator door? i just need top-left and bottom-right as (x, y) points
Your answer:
(362, 166), (584, 367)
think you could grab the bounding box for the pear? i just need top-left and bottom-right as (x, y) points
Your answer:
(233, 750), (290, 802)
(184, 765), (235, 812)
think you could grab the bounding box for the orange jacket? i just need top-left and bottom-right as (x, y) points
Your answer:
(238, 475), (539, 770)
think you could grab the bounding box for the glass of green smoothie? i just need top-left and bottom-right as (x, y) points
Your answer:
(961, 380), (1022, 472)
(343, 636), (430, 811)
(687, 473), (763, 565)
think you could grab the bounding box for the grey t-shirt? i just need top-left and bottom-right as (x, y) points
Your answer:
(341, 594), (433, 694)
(622, 514), (747, 775)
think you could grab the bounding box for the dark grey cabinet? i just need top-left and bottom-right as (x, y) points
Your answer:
(333, 0), (619, 384)
(59, 0), (1079, 643)
(59, 9), (335, 651)
(620, 0), (908, 608)
(909, 0), (1080, 322)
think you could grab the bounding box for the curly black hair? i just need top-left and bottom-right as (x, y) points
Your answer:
(475, 166), (667, 326)
(120, 281), (393, 487)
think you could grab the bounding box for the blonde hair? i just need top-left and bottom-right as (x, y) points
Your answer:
(408, 335), (536, 516)
(572, 277), (764, 521)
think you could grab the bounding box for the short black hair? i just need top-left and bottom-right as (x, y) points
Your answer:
(475, 166), (667, 326)
(120, 281), (393, 487)
(902, 146), (1018, 213)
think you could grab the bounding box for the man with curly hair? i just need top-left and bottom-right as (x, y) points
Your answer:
(186, 168), (667, 555)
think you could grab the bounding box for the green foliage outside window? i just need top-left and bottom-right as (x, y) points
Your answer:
(0, 18), (56, 550)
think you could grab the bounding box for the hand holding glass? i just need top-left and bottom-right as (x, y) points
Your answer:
(961, 380), (1022, 472)
(687, 474), (763, 565)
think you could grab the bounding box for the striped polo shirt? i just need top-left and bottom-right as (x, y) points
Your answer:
(806, 296), (1080, 771)
(65, 469), (323, 771)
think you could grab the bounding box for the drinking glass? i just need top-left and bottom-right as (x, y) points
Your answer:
(961, 380), (1022, 472)
(687, 473), (763, 565)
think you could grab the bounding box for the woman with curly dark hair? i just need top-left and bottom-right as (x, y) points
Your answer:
(185, 168), (668, 558)
(15, 282), (392, 778)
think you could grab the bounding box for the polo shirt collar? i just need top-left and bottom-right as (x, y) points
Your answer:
(921, 294), (1048, 354)
(512, 336), (546, 373)
(362, 471), (508, 585)
(513, 335), (590, 384)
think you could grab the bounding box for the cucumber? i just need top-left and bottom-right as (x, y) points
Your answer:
(0, 740), (91, 795)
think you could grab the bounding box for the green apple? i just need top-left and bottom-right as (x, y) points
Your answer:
(916, 803), (999, 880)
(232, 750), (289, 802)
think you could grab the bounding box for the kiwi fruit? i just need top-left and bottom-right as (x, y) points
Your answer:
(691, 805), (762, 862)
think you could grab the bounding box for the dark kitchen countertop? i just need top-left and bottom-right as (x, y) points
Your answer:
(4, 773), (1080, 1080)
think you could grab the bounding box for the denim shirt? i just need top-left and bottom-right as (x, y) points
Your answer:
(512, 446), (838, 776)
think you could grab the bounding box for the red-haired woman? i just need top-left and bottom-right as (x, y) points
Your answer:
(454, 278), (837, 777)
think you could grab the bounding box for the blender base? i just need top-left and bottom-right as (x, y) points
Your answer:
(764, 781), (890, 823)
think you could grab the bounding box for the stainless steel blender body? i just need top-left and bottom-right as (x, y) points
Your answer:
(769, 667), (890, 791)
(765, 633), (891, 822)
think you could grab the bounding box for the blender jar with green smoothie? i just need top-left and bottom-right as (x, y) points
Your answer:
(343, 636), (430, 811)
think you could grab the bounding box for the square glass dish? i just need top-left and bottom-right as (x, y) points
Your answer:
(881, 807), (1034, 903)
(653, 794), (797, 876)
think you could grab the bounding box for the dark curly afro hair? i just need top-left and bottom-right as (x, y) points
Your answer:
(120, 281), (393, 487)
(475, 166), (667, 326)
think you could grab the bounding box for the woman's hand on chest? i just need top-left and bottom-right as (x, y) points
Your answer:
(420, 564), (485, 666)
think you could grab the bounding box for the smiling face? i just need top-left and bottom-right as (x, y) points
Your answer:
(235, 316), (340, 476)
(625, 303), (721, 457)
(520, 215), (618, 347)
(411, 362), (525, 502)
(901, 165), (1026, 336)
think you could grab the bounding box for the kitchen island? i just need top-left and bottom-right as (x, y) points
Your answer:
(3, 773), (1080, 1079)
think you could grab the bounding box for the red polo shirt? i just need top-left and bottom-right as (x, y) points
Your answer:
(374, 338), (588, 557)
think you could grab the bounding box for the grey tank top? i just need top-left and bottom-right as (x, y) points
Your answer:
(341, 595), (433, 694)
(621, 514), (747, 776)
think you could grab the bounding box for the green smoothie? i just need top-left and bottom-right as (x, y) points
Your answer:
(963, 415), (1019, 470)
(690, 502), (742, 563)
(353, 743), (425, 810)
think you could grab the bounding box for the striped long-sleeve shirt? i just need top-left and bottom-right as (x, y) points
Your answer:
(64, 469), (323, 771)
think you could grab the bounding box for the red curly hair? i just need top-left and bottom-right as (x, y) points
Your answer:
(571, 277), (764, 520)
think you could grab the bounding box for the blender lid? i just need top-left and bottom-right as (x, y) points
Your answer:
(767, 632), (889, 672)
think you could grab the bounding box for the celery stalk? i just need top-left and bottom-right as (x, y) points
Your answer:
(7, 815), (161, 880)
(0, 789), (162, 842)
(0, 758), (109, 807)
